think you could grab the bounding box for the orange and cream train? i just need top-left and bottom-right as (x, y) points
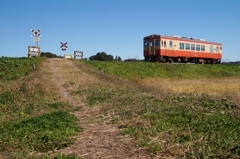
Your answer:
(143, 34), (222, 63)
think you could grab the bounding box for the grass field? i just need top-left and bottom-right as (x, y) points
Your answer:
(1, 58), (240, 158)
(0, 57), (82, 159)
(84, 61), (240, 79)
(0, 57), (42, 81)
(84, 61), (240, 102)
(79, 60), (240, 158)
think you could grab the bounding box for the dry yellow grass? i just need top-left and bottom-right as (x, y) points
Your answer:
(46, 59), (240, 158)
(139, 77), (240, 99)
(50, 59), (101, 94)
(47, 59), (155, 158)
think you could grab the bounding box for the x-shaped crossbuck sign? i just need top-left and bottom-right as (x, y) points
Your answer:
(60, 42), (68, 48)
(60, 42), (68, 51)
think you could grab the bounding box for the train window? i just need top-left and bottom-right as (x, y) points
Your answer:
(169, 41), (172, 48)
(155, 40), (160, 46)
(144, 41), (148, 47)
(201, 45), (205, 51)
(216, 46), (219, 52)
(185, 43), (190, 50)
(150, 42), (153, 46)
(179, 43), (184, 50)
(196, 44), (200, 51)
(161, 41), (166, 47)
(191, 44), (195, 50)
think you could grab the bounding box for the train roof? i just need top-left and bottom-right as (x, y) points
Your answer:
(144, 34), (222, 45)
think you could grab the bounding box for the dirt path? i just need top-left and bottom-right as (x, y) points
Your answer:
(48, 58), (156, 159)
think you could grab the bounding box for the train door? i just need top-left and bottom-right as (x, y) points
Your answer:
(167, 41), (174, 56)
(216, 45), (221, 58)
(149, 39), (154, 57)
(216, 46), (219, 59)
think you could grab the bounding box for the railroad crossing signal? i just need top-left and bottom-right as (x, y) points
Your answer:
(30, 29), (41, 47)
(60, 42), (68, 51)
(31, 29), (41, 38)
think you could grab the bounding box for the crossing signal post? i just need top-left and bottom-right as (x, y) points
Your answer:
(29, 29), (41, 58)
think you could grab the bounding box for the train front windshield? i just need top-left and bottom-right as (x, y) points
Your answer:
(144, 41), (148, 47)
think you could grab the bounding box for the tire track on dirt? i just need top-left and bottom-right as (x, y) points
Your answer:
(48, 58), (156, 159)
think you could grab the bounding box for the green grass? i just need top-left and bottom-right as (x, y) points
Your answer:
(0, 111), (82, 153)
(84, 61), (240, 79)
(0, 58), (83, 158)
(74, 60), (240, 158)
(0, 81), (69, 122)
(1, 58), (240, 158)
(0, 57), (42, 81)
(74, 83), (240, 158)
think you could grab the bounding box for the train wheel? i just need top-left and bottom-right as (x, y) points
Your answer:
(206, 59), (210, 64)
(160, 57), (166, 63)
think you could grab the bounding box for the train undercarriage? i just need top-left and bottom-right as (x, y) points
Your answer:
(144, 56), (221, 64)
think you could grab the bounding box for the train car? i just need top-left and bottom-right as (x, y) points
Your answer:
(143, 34), (222, 63)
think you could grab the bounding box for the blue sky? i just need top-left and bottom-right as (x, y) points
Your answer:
(0, 0), (240, 61)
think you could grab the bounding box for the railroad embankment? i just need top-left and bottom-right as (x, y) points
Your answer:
(1, 58), (240, 158)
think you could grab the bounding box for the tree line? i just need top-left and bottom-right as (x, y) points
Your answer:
(89, 52), (121, 61)
(40, 51), (122, 61)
